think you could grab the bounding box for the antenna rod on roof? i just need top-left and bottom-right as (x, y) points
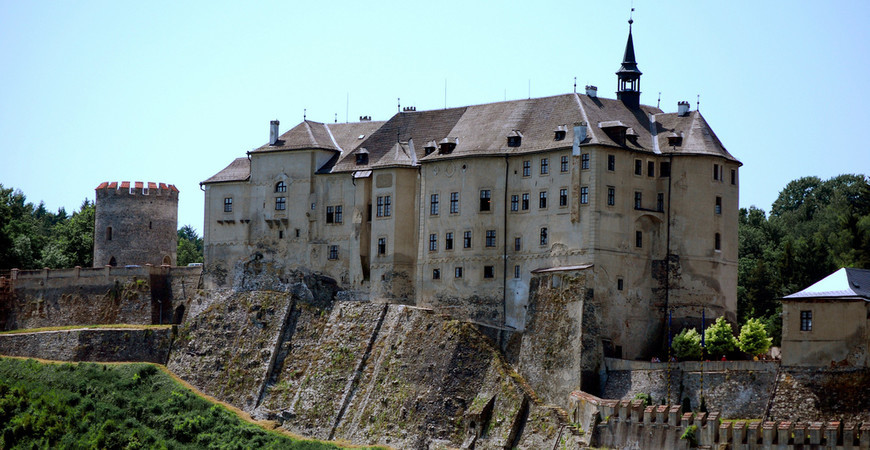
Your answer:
(697, 94), (700, 111)
(444, 79), (447, 109)
(335, 113), (337, 124)
(398, 98), (400, 113)
(657, 92), (661, 109)
(528, 79), (531, 99)
(346, 93), (349, 123)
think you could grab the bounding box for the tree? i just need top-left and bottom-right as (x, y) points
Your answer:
(177, 225), (203, 266)
(671, 328), (702, 360)
(704, 317), (737, 357)
(738, 318), (772, 357)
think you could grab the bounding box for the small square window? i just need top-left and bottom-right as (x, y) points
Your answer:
(617, 278), (624, 291)
(377, 237), (386, 255)
(800, 310), (812, 331)
(580, 187), (588, 205)
(328, 245), (338, 260)
(275, 197), (286, 211)
(483, 265), (494, 279)
(581, 153), (590, 170)
(275, 181), (287, 193)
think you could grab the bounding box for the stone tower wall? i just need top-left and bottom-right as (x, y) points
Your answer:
(93, 181), (178, 267)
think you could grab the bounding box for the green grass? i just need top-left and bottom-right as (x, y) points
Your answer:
(0, 357), (352, 449)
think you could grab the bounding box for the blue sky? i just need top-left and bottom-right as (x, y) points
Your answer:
(2, 1), (868, 235)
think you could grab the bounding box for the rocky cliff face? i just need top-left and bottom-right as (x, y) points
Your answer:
(167, 272), (582, 448)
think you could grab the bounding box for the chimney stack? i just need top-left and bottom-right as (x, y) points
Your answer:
(585, 85), (598, 98)
(269, 120), (280, 145)
(572, 121), (588, 156)
(677, 101), (690, 117)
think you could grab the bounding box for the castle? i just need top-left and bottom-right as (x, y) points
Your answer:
(201, 22), (740, 360)
(93, 181), (179, 267)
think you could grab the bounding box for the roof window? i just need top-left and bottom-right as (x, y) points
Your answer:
(554, 125), (568, 141)
(667, 132), (683, 147)
(424, 140), (437, 156)
(439, 137), (457, 154)
(507, 130), (523, 147)
(355, 148), (369, 165)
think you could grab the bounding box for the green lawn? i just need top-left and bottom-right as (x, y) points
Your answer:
(0, 357), (354, 449)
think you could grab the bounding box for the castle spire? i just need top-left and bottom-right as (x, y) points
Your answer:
(616, 18), (642, 109)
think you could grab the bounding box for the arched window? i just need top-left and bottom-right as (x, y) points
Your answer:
(275, 181), (287, 193)
(106, 227), (112, 241)
(108, 257), (117, 267)
(162, 255), (171, 266)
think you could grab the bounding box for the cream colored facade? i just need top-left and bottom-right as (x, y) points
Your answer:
(201, 29), (740, 359)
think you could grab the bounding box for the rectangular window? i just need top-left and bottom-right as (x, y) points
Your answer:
(522, 160), (531, 177)
(377, 237), (386, 255)
(510, 194), (519, 212)
(731, 169), (737, 185)
(335, 205), (342, 223)
(455, 267), (463, 278)
(430, 194), (439, 215)
(278, 230), (284, 239)
(514, 237), (522, 251)
(485, 230), (496, 247)
(450, 192), (459, 214)
(540, 158), (549, 174)
(634, 192), (642, 210)
(635, 231), (643, 248)
(635, 159), (642, 175)
(648, 161), (655, 177)
(367, 204), (372, 222)
(433, 268), (441, 280)
(328, 245), (338, 260)
(580, 186), (589, 204)
(539, 191), (547, 209)
(429, 233), (437, 251)
(521, 193), (530, 210)
(607, 154), (615, 171)
(223, 197), (233, 212)
(581, 153), (590, 170)
(660, 161), (671, 177)
(514, 265), (521, 279)
(559, 188), (568, 207)
(463, 231), (472, 248)
(445, 232), (454, 250)
(715, 196), (722, 215)
(326, 206), (334, 223)
(384, 195), (391, 216)
(713, 163), (720, 181)
(715, 232), (721, 251)
(275, 197), (286, 211)
(540, 227), (548, 245)
(483, 265), (494, 279)
(560, 155), (569, 172)
(376, 196), (384, 217)
(800, 310), (812, 331)
(657, 193), (664, 212)
(617, 278), (624, 291)
(479, 190), (491, 211)
(607, 187), (615, 206)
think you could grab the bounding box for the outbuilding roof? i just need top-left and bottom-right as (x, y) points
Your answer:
(201, 157), (251, 184)
(782, 268), (870, 301)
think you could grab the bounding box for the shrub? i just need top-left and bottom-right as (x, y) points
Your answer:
(672, 328), (703, 360)
(633, 393), (653, 407)
(681, 424), (698, 447)
(704, 317), (737, 357)
(738, 318), (772, 357)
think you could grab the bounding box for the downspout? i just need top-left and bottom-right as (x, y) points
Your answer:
(503, 155), (510, 333)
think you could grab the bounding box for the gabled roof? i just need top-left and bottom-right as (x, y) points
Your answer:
(250, 120), (343, 153)
(652, 110), (739, 163)
(783, 268), (870, 301)
(201, 157), (251, 184)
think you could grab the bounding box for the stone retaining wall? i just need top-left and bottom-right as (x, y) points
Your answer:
(0, 327), (173, 363)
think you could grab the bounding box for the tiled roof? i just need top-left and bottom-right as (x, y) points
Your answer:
(216, 92), (740, 180)
(201, 158), (251, 184)
(783, 268), (870, 301)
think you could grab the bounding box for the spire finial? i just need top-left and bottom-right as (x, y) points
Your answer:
(303, 108), (306, 121)
(629, 2), (634, 26)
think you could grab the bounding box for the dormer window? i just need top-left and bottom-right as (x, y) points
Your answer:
(667, 132), (683, 147)
(424, 140), (437, 156)
(599, 121), (628, 146)
(554, 125), (568, 141)
(507, 130), (523, 147)
(439, 137), (457, 154)
(355, 148), (369, 165)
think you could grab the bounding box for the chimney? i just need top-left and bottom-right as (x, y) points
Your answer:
(572, 121), (588, 156)
(269, 120), (280, 145)
(677, 101), (690, 117)
(585, 85), (598, 98)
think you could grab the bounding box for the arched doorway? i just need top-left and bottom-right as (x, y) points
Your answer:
(162, 255), (171, 266)
(108, 257), (117, 267)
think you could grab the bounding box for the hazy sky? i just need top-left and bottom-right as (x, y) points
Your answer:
(2, 1), (868, 234)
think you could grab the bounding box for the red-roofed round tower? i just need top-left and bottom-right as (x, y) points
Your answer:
(93, 181), (179, 267)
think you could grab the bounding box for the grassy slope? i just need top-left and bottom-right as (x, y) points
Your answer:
(0, 357), (379, 449)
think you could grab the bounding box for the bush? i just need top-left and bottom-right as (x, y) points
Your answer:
(633, 393), (653, 407)
(738, 318), (773, 357)
(672, 328), (703, 360)
(704, 317), (737, 357)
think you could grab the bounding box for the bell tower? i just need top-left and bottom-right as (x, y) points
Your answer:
(616, 19), (642, 109)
